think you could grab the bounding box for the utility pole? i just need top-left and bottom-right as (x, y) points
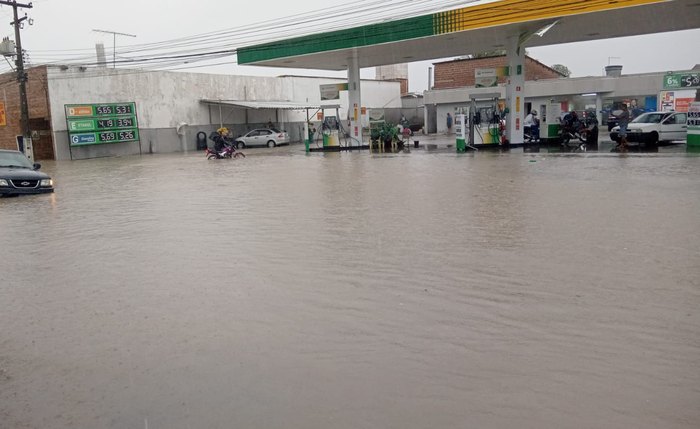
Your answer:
(1, 0), (33, 159)
(92, 29), (136, 68)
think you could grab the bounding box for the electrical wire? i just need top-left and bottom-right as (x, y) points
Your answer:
(14, 0), (487, 77)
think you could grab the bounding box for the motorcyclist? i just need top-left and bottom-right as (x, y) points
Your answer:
(524, 109), (540, 141)
(212, 127), (227, 152)
(562, 111), (580, 131)
(211, 127), (237, 157)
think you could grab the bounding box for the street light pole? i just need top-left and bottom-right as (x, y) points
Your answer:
(1, 0), (33, 159)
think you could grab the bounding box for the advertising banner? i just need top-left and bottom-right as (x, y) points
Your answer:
(663, 73), (700, 89)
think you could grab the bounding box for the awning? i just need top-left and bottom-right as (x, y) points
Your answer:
(201, 99), (340, 110)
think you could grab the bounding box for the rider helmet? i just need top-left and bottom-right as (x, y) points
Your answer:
(531, 110), (537, 116)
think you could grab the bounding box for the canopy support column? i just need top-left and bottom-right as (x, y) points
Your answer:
(347, 50), (362, 146)
(505, 37), (525, 144)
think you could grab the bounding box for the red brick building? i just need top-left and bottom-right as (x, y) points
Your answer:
(0, 65), (55, 160)
(433, 55), (564, 89)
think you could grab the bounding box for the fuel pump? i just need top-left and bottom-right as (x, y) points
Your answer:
(468, 93), (505, 146)
(322, 115), (340, 148)
(456, 111), (478, 152)
(540, 102), (562, 142)
(455, 113), (467, 152)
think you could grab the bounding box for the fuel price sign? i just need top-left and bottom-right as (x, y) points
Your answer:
(65, 102), (139, 146)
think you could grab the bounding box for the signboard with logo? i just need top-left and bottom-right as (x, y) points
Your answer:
(320, 83), (349, 100)
(475, 67), (509, 88)
(65, 102), (139, 147)
(663, 73), (700, 89)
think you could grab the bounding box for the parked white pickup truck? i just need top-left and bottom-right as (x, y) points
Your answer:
(610, 111), (688, 145)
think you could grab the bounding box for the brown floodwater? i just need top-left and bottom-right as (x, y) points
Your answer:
(1, 145), (699, 429)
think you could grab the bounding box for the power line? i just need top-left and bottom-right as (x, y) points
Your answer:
(18, 0), (484, 76)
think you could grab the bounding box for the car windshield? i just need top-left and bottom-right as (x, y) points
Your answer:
(0, 151), (33, 168)
(631, 113), (665, 124)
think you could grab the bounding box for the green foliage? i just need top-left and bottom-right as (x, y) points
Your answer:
(370, 121), (399, 143)
(552, 64), (572, 77)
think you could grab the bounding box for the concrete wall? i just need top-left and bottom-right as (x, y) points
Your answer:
(46, 66), (401, 160)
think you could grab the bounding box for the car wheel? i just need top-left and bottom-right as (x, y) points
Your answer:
(267, 140), (276, 148)
(645, 132), (659, 146)
(237, 142), (246, 149)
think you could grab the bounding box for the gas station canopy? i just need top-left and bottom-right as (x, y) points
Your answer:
(237, 0), (700, 70)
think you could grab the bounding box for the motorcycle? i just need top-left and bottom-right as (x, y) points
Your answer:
(524, 124), (540, 143)
(559, 112), (598, 152)
(205, 142), (245, 160)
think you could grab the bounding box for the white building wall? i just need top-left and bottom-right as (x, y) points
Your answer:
(376, 64), (408, 80)
(46, 67), (400, 160)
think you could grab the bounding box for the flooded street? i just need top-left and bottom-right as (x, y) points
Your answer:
(2, 145), (699, 429)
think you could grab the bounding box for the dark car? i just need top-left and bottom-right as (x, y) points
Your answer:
(0, 149), (54, 197)
(606, 107), (647, 131)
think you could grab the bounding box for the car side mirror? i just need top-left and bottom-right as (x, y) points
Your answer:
(33, 162), (41, 170)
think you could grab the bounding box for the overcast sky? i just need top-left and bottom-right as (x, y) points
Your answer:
(3, 0), (699, 92)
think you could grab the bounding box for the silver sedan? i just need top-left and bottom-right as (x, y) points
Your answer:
(234, 128), (290, 148)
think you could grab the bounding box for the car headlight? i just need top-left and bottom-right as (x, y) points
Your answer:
(0, 179), (8, 186)
(40, 179), (53, 187)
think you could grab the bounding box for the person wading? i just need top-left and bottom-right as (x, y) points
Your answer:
(617, 104), (630, 150)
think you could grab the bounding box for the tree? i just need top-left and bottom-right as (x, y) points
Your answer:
(552, 64), (572, 77)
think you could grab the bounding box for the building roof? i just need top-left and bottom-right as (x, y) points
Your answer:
(433, 54), (567, 77)
(200, 100), (339, 110)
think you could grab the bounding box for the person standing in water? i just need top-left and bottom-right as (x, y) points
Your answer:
(617, 104), (630, 150)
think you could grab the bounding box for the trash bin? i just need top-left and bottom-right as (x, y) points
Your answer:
(196, 131), (207, 150)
